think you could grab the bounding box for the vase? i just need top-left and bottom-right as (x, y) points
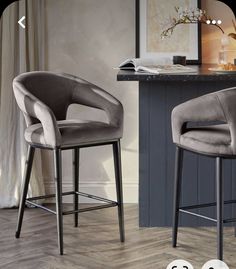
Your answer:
(218, 34), (230, 65)
(221, 34), (230, 47)
(218, 49), (228, 65)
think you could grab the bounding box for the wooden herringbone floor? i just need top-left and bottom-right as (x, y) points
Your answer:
(0, 204), (236, 269)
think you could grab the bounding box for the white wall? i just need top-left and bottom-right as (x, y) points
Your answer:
(43, 0), (138, 203)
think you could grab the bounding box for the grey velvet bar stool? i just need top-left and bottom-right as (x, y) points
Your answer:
(13, 71), (125, 255)
(171, 87), (236, 260)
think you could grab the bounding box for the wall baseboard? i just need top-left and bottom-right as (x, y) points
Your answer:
(44, 180), (138, 203)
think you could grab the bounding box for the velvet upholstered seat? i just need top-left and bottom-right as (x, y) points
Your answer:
(174, 124), (231, 156)
(171, 86), (236, 261)
(13, 71), (125, 255)
(25, 119), (122, 148)
(172, 87), (236, 156)
(13, 72), (123, 149)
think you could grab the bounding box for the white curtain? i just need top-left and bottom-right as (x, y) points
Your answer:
(0, 0), (45, 207)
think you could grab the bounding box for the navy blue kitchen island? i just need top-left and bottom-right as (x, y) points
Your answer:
(118, 65), (236, 227)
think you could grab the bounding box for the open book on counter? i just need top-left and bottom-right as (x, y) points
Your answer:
(118, 58), (197, 74)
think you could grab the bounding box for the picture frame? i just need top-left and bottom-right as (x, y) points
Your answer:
(136, 0), (202, 64)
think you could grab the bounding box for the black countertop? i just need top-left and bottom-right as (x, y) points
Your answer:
(117, 64), (236, 82)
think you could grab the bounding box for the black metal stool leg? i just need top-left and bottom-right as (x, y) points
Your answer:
(73, 148), (80, 227)
(15, 145), (35, 238)
(113, 140), (125, 242)
(54, 149), (63, 255)
(172, 146), (183, 247)
(216, 157), (223, 260)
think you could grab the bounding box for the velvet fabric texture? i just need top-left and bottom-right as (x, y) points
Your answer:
(172, 87), (236, 156)
(13, 72), (123, 149)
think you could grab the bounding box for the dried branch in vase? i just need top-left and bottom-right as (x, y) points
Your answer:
(160, 7), (236, 40)
(228, 20), (236, 40)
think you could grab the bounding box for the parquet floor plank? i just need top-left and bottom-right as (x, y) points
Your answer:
(0, 205), (235, 268)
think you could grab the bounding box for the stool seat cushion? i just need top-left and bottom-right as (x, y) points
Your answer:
(25, 120), (122, 148)
(180, 124), (232, 155)
(171, 87), (236, 156)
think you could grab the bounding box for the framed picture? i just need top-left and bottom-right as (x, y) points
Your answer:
(136, 0), (202, 64)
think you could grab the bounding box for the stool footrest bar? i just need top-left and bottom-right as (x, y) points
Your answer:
(63, 203), (118, 215)
(76, 191), (117, 204)
(27, 191), (75, 201)
(179, 199), (236, 211)
(26, 191), (117, 204)
(179, 209), (236, 224)
(25, 192), (118, 216)
(223, 218), (236, 224)
(26, 200), (56, 214)
(179, 209), (217, 222)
